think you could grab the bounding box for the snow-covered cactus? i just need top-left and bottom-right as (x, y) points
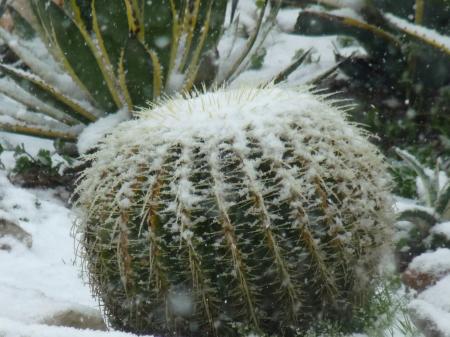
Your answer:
(75, 86), (393, 336)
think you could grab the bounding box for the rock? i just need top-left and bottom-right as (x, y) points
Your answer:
(40, 308), (107, 331)
(0, 218), (32, 249)
(402, 269), (438, 292)
(402, 248), (450, 292)
(409, 298), (450, 337)
(409, 310), (447, 337)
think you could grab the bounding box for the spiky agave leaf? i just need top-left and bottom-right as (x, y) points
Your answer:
(436, 183), (450, 220)
(395, 148), (438, 208)
(0, 0), (281, 144)
(75, 86), (393, 336)
(293, 5), (450, 94)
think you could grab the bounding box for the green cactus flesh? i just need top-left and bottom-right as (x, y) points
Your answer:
(75, 86), (393, 336)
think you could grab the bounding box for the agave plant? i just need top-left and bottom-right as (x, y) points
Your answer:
(0, 0), (281, 146)
(290, 0), (450, 143)
(394, 148), (450, 270)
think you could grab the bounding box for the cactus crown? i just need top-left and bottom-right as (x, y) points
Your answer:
(75, 86), (393, 336)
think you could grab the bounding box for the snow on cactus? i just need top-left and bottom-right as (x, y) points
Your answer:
(74, 86), (393, 336)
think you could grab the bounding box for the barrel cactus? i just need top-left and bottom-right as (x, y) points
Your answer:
(75, 86), (393, 336)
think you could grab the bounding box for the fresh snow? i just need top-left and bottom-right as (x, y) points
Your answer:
(431, 221), (450, 240)
(0, 317), (148, 337)
(408, 248), (450, 276)
(77, 108), (129, 154)
(0, 165), (151, 337)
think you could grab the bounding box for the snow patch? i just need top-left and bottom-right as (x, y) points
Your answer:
(431, 222), (450, 240)
(408, 248), (450, 276)
(77, 109), (129, 154)
(0, 317), (151, 337)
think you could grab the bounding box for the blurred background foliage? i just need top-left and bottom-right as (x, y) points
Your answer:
(280, 0), (450, 162)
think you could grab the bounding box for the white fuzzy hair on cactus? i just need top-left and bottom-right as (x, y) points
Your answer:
(75, 85), (393, 337)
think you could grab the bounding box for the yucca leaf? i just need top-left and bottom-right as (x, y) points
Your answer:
(29, 0), (55, 49)
(0, 78), (80, 126)
(120, 37), (156, 108)
(0, 122), (78, 141)
(273, 48), (313, 84)
(0, 27), (81, 99)
(306, 59), (344, 85)
(177, 0), (203, 72)
(395, 148), (437, 207)
(61, 0), (124, 110)
(7, 5), (36, 40)
(385, 12), (450, 55)
(144, 0), (180, 78)
(176, 0), (226, 76)
(397, 209), (438, 233)
(222, 0), (270, 82)
(143, 0), (173, 78)
(373, 0), (450, 34)
(67, 0), (93, 30)
(0, 64), (97, 124)
(0, 100), (70, 132)
(385, 13), (450, 89)
(118, 50), (133, 109)
(124, 0), (145, 42)
(91, 0), (128, 75)
(190, 0), (228, 87)
(41, 0), (119, 113)
(436, 183), (450, 220)
(295, 11), (402, 60)
(182, 1), (215, 91)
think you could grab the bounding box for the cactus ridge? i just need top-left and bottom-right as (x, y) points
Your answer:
(75, 86), (392, 336)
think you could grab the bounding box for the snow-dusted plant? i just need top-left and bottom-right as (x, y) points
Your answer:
(394, 148), (450, 269)
(0, 0), (279, 145)
(293, 0), (450, 115)
(75, 86), (393, 336)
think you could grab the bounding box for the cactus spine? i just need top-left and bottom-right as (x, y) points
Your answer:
(75, 86), (393, 336)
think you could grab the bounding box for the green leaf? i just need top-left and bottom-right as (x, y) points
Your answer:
(0, 122), (78, 141)
(13, 156), (34, 174)
(36, 149), (52, 167)
(67, 0), (93, 31)
(92, 0), (128, 73)
(274, 48), (312, 84)
(191, 0), (228, 86)
(395, 148), (438, 207)
(189, 0), (227, 67)
(0, 64), (96, 124)
(385, 14), (450, 89)
(397, 209), (438, 234)
(43, 0), (118, 112)
(436, 183), (450, 220)
(143, 0), (181, 80)
(294, 11), (402, 60)
(373, 0), (450, 34)
(7, 5), (36, 40)
(221, 0), (270, 82)
(121, 37), (155, 108)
